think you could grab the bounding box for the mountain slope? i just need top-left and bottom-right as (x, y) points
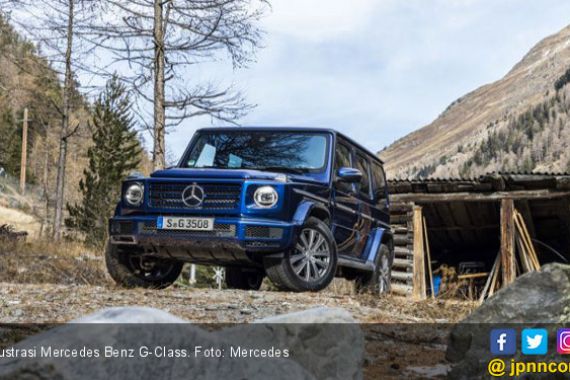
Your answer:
(379, 24), (570, 178)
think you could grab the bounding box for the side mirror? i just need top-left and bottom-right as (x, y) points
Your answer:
(336, 167), (362, 183)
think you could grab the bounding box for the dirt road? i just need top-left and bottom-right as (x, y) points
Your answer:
(0, 282), (476, 324)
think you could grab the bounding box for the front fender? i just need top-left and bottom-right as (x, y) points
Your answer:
(365, 228), (393, 263)
(291, 200), (330, 226)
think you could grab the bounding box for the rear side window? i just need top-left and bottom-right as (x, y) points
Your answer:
(371, 162), (387, 200)
(334, 143), (353, 193)
(355, 154), (371, 198)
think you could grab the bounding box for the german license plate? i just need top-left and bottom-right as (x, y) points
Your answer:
(157, 216), (214, 231)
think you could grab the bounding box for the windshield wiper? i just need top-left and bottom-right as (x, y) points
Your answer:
(255, 166), (308, 175)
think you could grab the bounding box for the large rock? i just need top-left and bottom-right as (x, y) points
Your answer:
(0, 306), (363, 380)
(223, 308), (363, 380)
(446, 263), (570, 379)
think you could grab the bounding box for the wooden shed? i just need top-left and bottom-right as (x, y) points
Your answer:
(387, 172), (570, 299)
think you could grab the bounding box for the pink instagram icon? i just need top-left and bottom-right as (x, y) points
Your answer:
(557, 329), (570, 354)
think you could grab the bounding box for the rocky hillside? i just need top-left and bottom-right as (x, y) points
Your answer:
(380, 24), (570, 179)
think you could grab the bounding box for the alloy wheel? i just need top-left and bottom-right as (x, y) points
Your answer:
(378, 254), (391, 294)
(289, 228), (331, 282)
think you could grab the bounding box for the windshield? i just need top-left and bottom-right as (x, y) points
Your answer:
(181, 131), (330, 173)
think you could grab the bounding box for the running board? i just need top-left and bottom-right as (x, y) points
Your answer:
(337, 257), (375, 272)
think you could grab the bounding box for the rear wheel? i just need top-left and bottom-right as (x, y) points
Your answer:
(264, 217), (337, 292)
(225, 267), (264, 290)
(105, 243), (183, 289)
(355, 243), (392, 294)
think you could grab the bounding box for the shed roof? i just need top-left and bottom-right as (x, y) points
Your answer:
(388, 172), (570, 195)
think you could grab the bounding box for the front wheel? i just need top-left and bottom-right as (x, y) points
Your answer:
(355, 243), (392, 295)
(264, 217), (337, 292)
(105, 243), (183, 289)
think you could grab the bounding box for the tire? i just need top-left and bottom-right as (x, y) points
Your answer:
(225, 267), (264, 290)
(355, 243), (393, 295)
(105, 242), (183, 289)
(264, 217), (337, 292)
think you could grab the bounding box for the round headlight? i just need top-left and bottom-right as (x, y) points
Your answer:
(253, 186), (278, 208)
(124, 182), (144, 206)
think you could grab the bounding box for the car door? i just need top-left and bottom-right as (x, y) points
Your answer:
(353, 152), (374, 259)
(331, 140), (360, 256)
(370, 161), (390, 228)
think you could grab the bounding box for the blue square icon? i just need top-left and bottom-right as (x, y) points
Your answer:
(522, 329), (548, 355)
(490, 329), (516, 355)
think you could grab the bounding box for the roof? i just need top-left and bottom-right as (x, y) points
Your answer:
(388, 172), (570, 194)
(195, 126), (384, 164)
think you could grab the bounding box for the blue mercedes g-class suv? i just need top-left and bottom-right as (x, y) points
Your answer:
(106, 127), (393, 292)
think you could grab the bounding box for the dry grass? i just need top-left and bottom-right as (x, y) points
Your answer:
(0, 238), (109, 285)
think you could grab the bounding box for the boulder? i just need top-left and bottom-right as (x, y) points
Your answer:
(446, 263), (570, 379)
(0, 306), (363, 380)
(222, 307), (363, 380)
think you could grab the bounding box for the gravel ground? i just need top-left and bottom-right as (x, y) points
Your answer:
(0, 282), (477, 324)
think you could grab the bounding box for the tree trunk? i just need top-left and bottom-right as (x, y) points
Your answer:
(152, 0), (166, 170)
(53, 0), (74, 241)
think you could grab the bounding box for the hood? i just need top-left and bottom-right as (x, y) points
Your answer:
(150, 168), (286, 181)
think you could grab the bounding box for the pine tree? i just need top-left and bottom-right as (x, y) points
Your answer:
(0, 108), (21, 176)
(66, 76), (142, 246)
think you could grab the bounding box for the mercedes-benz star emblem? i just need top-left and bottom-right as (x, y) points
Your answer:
(182, 183), (205, 208)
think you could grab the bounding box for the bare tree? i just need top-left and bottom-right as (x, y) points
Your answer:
(2, 0), (96, 240)
(82, 0), (268, 169)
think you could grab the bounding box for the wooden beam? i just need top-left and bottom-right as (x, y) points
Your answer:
(500, 198), (516, 286)
(426, 224), (498, 231)
(422, 216), (435, 299)
(515, 200), (536, 237)
(412, 206), (427, 300)
(392, 190), (570, 203)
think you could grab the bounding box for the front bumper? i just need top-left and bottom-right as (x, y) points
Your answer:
(108, 215), (297, 265)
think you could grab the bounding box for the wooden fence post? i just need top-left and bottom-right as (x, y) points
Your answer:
(500, 198), (516, 285)
(412, 205), (427, 300)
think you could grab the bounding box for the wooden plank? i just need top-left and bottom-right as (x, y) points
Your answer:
(412, 206), (427, 300)
(422, 216), (435, 299)
(458, 272), (489, 280)
(515, 200), (536, 238)
(514, 211), (540, 270)
(488, 256), (501, 298)
(392, 190), (570, 203)
(479, 253), (499, 303)
(500, 199), (516, 286)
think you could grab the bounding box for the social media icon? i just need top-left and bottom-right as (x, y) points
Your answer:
(522, 329), (547, 355)
(490, 329), (516, 355)
(557, 329), (570, 354)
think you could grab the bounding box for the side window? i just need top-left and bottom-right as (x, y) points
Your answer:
(334, 143), (353, 193)
(371, 162), (387, 201)
(355, 154), (371, 198)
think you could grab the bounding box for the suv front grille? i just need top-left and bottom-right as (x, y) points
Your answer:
(148, 182), (242, 211)
(139, 221), (236, 238)
(245, 226), (284, 239)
